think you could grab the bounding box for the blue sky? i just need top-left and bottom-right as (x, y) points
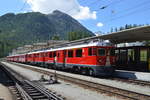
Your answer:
(0, 0), (150, 33)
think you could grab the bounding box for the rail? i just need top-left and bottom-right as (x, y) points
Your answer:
(10, 62), (150, 100)
(0, 62), (64, 100)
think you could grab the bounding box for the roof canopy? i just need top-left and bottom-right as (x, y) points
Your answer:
(99, 25), (150, 44)
(61, 25), (150, 45)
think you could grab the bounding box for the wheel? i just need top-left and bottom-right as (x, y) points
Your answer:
(89, 69), (95, 76)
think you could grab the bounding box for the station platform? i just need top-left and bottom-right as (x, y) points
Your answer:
(113, 70), (150, 81)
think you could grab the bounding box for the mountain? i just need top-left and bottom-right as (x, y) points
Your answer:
(0, 10), (94, 57)
(47, 10), (94, 38)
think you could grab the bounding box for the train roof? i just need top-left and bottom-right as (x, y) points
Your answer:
(27, 41), (112, 54)
(46, 41), (112, 52)
(7, 53), (27, 57)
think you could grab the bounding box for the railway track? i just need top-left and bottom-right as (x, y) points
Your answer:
(111, 78), (150, 87)
(0, 63), (64, 100)
(9, 62), (150, 100)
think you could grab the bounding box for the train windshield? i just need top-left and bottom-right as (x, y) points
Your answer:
(98, 48), (106, 56)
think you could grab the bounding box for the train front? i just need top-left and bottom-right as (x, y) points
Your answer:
(94, 46), (115, 76)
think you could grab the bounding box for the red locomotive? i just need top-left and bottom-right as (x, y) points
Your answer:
(7, 41), (115, 76)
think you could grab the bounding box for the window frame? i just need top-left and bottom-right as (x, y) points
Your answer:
(68, 50), (73, 58)
(88, 47), (97, 56)
(76, 49), (82, 57)
(97, 48), (106, 56)
(49, 52), (53, 58)
(53, 51), (56, 57)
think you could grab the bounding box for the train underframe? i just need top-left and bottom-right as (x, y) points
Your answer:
(28, 61), (114, 76)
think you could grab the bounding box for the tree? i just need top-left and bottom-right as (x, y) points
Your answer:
(51, 34), (60, 40)
(119, 27), (124, 31)
(67, 31), (92, 41)
(115, 28), (118, 32)
(110, 28), (113, 33)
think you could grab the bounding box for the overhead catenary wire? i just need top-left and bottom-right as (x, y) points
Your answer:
(102, 0), (150, 23)
(87, 0), (150, 31)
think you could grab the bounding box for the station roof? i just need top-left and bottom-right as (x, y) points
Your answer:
(99, 25), (150, 44)
(59, 25), (150, 45)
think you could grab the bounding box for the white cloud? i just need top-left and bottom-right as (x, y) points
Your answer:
(25, 0), (97, 20)
(73, 6), (97, 20)
(97, 22), (104, 27)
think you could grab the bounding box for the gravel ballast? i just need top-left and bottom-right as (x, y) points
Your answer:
(7, 62), (150, 96)
(2, 62), (119, 100)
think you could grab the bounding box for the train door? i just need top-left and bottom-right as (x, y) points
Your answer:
(63, 50), (66, 68)
(56, 51), (60, 67)
(139, 48), (148, 71)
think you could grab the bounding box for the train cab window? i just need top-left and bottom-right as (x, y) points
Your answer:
(98, 48), (105, 56)
(76, 49), (82, 57)
(49, 52), (53, 58)
(140, 49), (147, 62)
(68, 50), (73, 57)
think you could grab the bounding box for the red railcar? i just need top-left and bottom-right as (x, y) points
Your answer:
(43, 42), (115, 76)
(7, 41), (115, 76)
(18, 54), (27, 63)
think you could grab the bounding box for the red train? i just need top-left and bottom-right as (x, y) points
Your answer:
(7, 41), (116, 76)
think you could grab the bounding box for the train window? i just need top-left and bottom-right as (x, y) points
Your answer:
(43, 53), (46, 57)
(53, 52), (56, 57)
(40, 53), (43, 57)
(57, 52), (60, 57)
(68, 50), (73, 57)
(76, 49), (82, 57)
(93, 48), (96, 55)
(128, 49), (134, 61)
(88, 48), (92, 56)
(140, 49), (147, 62)
(88, 48), (96, 56)
(37, 54), (39, 57)
(98, 48), (105, 56)
(49, 52), (53, 58)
